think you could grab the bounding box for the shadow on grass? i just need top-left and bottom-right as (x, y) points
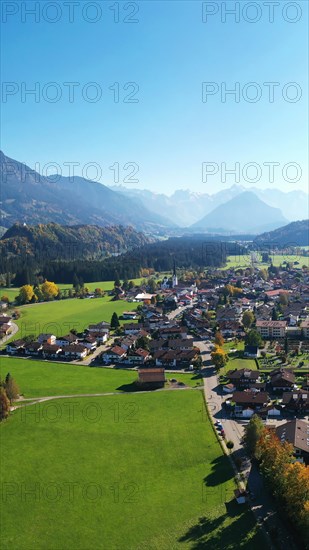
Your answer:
(116, 381), (164, 392)
(116, 381), (141, 392)
(179, 503), (262, 549)
(204, 455), (235, 487)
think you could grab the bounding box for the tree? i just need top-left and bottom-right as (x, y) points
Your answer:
(114, 272), (121, 288)
(0, 295), (10, 304)
(272, 307), (278, 321)
(243, 414), (264, 458)
(214, 331), (224, 347)
(0, 386), (10, 421)
(242, 310), (255, 330)
(128, 281), (134, 290)
(18, 284), (35, 304)
(40, 280), (59, 301)
(279, 292), (289, 306)
(259, 268), (268, 281)
(110, 312), (120, 330)
(211, 347), (228, 370)
(122, 280), (129, 291)
(245, 329), (263, 347)
(4, 373), (19, 404)
(135, 335), (149, 351)
(148, 278), (157, 293)
(226, 440), (234, 450)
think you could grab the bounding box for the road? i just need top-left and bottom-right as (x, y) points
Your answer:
(198, 339), (300, 550)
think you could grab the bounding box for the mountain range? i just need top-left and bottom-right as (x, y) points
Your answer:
(1, 152), (308, 235)
(190, 191), (288, 234)
(254, 220), (309, 247)
(111, 184), (308, 228)
(0, 152), (173, 233)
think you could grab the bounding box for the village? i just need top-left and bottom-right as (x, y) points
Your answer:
(1, 262), (308, 468)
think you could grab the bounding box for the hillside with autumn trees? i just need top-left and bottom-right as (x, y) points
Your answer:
(0, 222), (151, 263)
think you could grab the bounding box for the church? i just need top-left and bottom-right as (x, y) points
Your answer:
(161, 260), (178, 289)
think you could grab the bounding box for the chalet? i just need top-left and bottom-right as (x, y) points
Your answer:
(6, 339), (26, 355)
(154, 349), (198, 368)
(276, 420), (309, 464)
(63, 344), (88, 360)
(135, 293), (155, 302)
(258, 403), (282, 419)
(56, 334), (78, 347)
(232, 390), (269, 418)
(226, 369), (260, 389)
(0, 315), (12, 326)
(42, 343), (62, 359)
(87, 321), (110, 333)
(256, 320), (287, 339)
(78, 336), (97, 352)
(281, 390), (309, 413)
(166, 338), (194, 351)
(24, 342), (43, 356)
(123, 323), (143, 335)
(122, 311), (138, 320)
(138, 368), (165, 388)
(154, 350), (177, 368)
(116, 335), (138, 351)
(269, 368), (295, 391)
(87, 331), (108, 344)
(127, 348), (151, 365)
(103, 346), (126, 364)
(0, 323), (11, 336)
(38, 333), (56, 345)
(158, 326), (187, 339)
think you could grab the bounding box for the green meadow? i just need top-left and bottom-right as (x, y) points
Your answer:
(11, 295), (138, 340)
(1, 390), (263, 550)
(0, 358), (203, 398)
(0, 278), (145, 302)
(222, 254), (308, 270)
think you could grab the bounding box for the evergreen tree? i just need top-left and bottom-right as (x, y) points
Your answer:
(110, 312), (120, 330)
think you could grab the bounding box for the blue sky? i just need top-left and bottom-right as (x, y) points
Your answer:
(1, 0), (308, 194)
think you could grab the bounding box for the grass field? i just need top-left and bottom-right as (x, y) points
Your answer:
(0, 358), (203, 398)
(222, 254), (308, 270)
(0, 390), (263, 550)
(0, 278), (145, 302)
(10, 295), (138, 340)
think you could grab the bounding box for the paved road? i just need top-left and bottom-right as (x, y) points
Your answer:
(198, 339), (300, 550)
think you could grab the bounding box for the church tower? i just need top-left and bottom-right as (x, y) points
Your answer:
(172, 259), (178, 288)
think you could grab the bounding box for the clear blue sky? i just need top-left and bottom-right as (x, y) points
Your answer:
(1, 0), (308, 194)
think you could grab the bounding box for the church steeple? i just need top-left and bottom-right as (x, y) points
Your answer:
(172, 259), (178, 287)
